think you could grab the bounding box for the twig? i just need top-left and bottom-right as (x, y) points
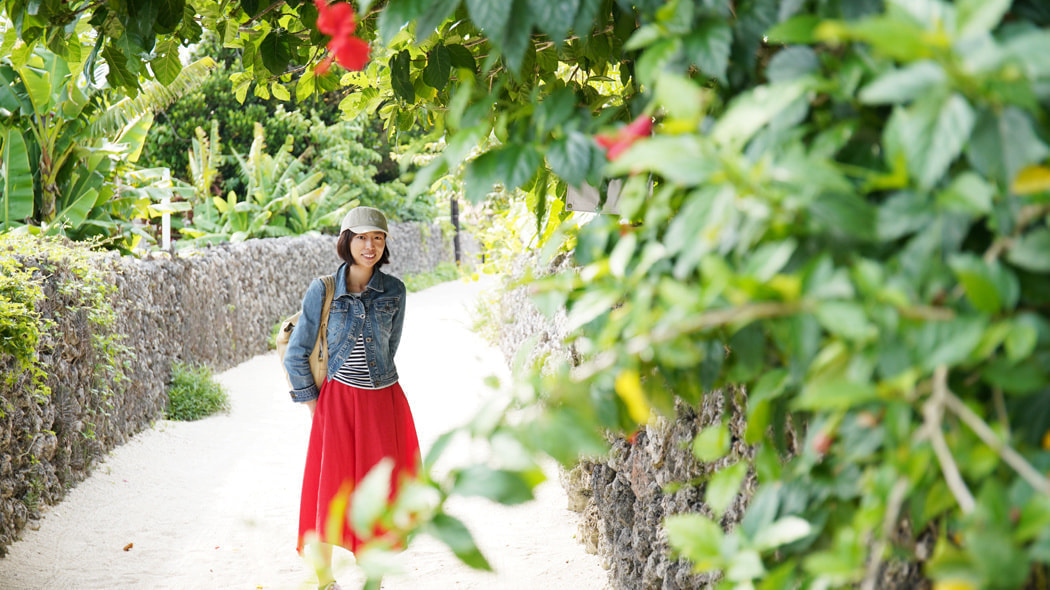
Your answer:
(861, 477), (909, 590)
(943, 388), (1050, 495)
(923, 366), (976, 513)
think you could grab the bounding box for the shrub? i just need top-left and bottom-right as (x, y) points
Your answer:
(166, 362), (230, 421)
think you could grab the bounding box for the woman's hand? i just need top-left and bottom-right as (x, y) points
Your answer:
(305, 400), (317, 416)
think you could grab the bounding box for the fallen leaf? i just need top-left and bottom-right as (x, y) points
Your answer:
(123, 543), (133, 551)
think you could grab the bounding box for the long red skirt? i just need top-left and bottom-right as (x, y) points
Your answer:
(297, 379), (420, 554)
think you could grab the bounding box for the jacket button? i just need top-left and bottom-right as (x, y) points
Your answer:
(366, 337), (371, 342)
(370, 361), (376, 367)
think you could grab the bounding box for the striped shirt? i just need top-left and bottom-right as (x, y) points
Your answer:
(331, 293), (377, 389)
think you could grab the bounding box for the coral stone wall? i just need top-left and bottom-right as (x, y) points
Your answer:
(0, 224), (462, 555)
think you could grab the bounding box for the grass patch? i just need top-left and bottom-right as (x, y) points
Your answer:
(402, 261), (464, 292)
(167, 362), (230, 421)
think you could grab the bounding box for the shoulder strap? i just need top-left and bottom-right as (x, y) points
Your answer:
(318, 275), (336, 342)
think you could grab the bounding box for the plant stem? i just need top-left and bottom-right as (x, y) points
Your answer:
(923, 366), (976, 514)
(943, 388), (1050, 495)
(861, 477), (909, 590)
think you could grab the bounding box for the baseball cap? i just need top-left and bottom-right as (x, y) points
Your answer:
(340, 206), (389, 234)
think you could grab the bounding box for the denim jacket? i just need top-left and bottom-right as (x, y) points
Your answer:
(284, 263), (405, 402)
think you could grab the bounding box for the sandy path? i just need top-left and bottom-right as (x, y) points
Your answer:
(0, 277), (609, 590)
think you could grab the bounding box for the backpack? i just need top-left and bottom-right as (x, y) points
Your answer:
(276, 275), (336, 389)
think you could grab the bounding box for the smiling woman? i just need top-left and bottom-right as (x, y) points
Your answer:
(282, 206), (420, 590)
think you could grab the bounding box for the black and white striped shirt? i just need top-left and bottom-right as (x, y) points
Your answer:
(331, 293), (377, 389)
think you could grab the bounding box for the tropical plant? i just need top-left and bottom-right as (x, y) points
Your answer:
(181, 122), (356, 245)
(0, 44), (215, 250)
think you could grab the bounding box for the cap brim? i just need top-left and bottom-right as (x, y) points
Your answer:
(345, 224), (387, 234)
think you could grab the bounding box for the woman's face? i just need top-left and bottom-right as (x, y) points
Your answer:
(351, 230), (386, 267)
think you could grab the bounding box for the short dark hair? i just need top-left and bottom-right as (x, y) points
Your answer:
(337, 230), (391, 267)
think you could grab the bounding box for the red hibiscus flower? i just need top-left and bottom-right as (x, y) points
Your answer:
(595, 114), (654, 161)
(315, 0), (370, 73)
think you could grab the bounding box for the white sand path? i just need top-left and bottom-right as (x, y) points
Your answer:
(0, 277), (609, 590)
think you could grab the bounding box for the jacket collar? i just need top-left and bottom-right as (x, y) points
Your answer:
(335, 262), (386, 297)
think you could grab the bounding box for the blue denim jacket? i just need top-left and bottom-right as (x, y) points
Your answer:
(284, 263), (405, 402)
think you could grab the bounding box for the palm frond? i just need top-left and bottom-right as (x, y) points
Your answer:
(90, 57), (218, 137)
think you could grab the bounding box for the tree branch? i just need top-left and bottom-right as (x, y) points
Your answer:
(861, 477), (909, 590)
(922, 366), (976, 514)
(943, 388), (1050, 495)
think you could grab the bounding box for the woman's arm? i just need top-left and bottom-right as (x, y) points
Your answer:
(388, 280), (406, 359)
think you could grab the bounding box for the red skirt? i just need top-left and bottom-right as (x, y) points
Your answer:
(297, 379), (420, 554)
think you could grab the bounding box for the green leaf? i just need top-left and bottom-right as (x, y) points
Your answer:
(1005, 316), (1038, 364)
(426, 513), (492, 571)
(155, 0), (186, 35)
(1, 128), (34, 226)
(102, 44), (138, 91)
(914, 316), (987, 371)
(665, 513), (725, 571)
(378, 0), (428, 44)
(982, 357), (1048, 395)
(956, 0), (1010, 39)
(422, 45), (451, 90)
(389, 50), (414, 102)
(350, 458), (394, 537)
(151, 38), (182, 85)
(949, 254), (1018, 314)
(415, 0), (461, 40)
(712, 81), (808, 146)
(794, 378), (879, 411)
(766, 46), (819, 83)
(499, 0), (534, 72)
(55, 188), (98, 228)
(446, 44), (476, 71)
(815, 301), (876, 342)
(936, 172), (993, 216)
(753, 517), (813, 552)
(765, 15), (822, 44)
(967, 107), (1049, 187)
(465, 0), (511, 36)
(693, 423), (730, 462)
(1007, 229), (1050, 272)
(464, 143), (541, 204)
(533, 0), (579, 43)
(859, 61), (947, 105)
(744, 239), (796, 281)
(706, 461), (748, 518)
(607, 135), (715, 186)
(683, 19), (732, 85)
(452, 465), (538, 505)
(897, 92), (975, 190)
(546, 131), (593, 187)
(259, 30), (293, 74)
(296, 68), (316, 102)
(809, 192), (878, 242)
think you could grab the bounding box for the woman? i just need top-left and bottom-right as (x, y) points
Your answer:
(284, 206), (420, 590)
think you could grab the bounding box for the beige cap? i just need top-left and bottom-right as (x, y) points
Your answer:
(340, 206), (389, 234)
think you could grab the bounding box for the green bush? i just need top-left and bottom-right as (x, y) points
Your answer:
(402, 262), (463, 292)
(166, 362), (230, 421)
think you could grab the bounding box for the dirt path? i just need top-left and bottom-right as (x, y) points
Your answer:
(0, 277), (609, 590)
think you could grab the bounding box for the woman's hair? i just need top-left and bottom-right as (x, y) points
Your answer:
(337, 230), (392, 267)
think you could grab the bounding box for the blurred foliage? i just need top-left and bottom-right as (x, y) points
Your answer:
(401, 261), (464, 292)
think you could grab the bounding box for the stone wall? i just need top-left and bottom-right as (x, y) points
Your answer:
(0, 223), (463, 555)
